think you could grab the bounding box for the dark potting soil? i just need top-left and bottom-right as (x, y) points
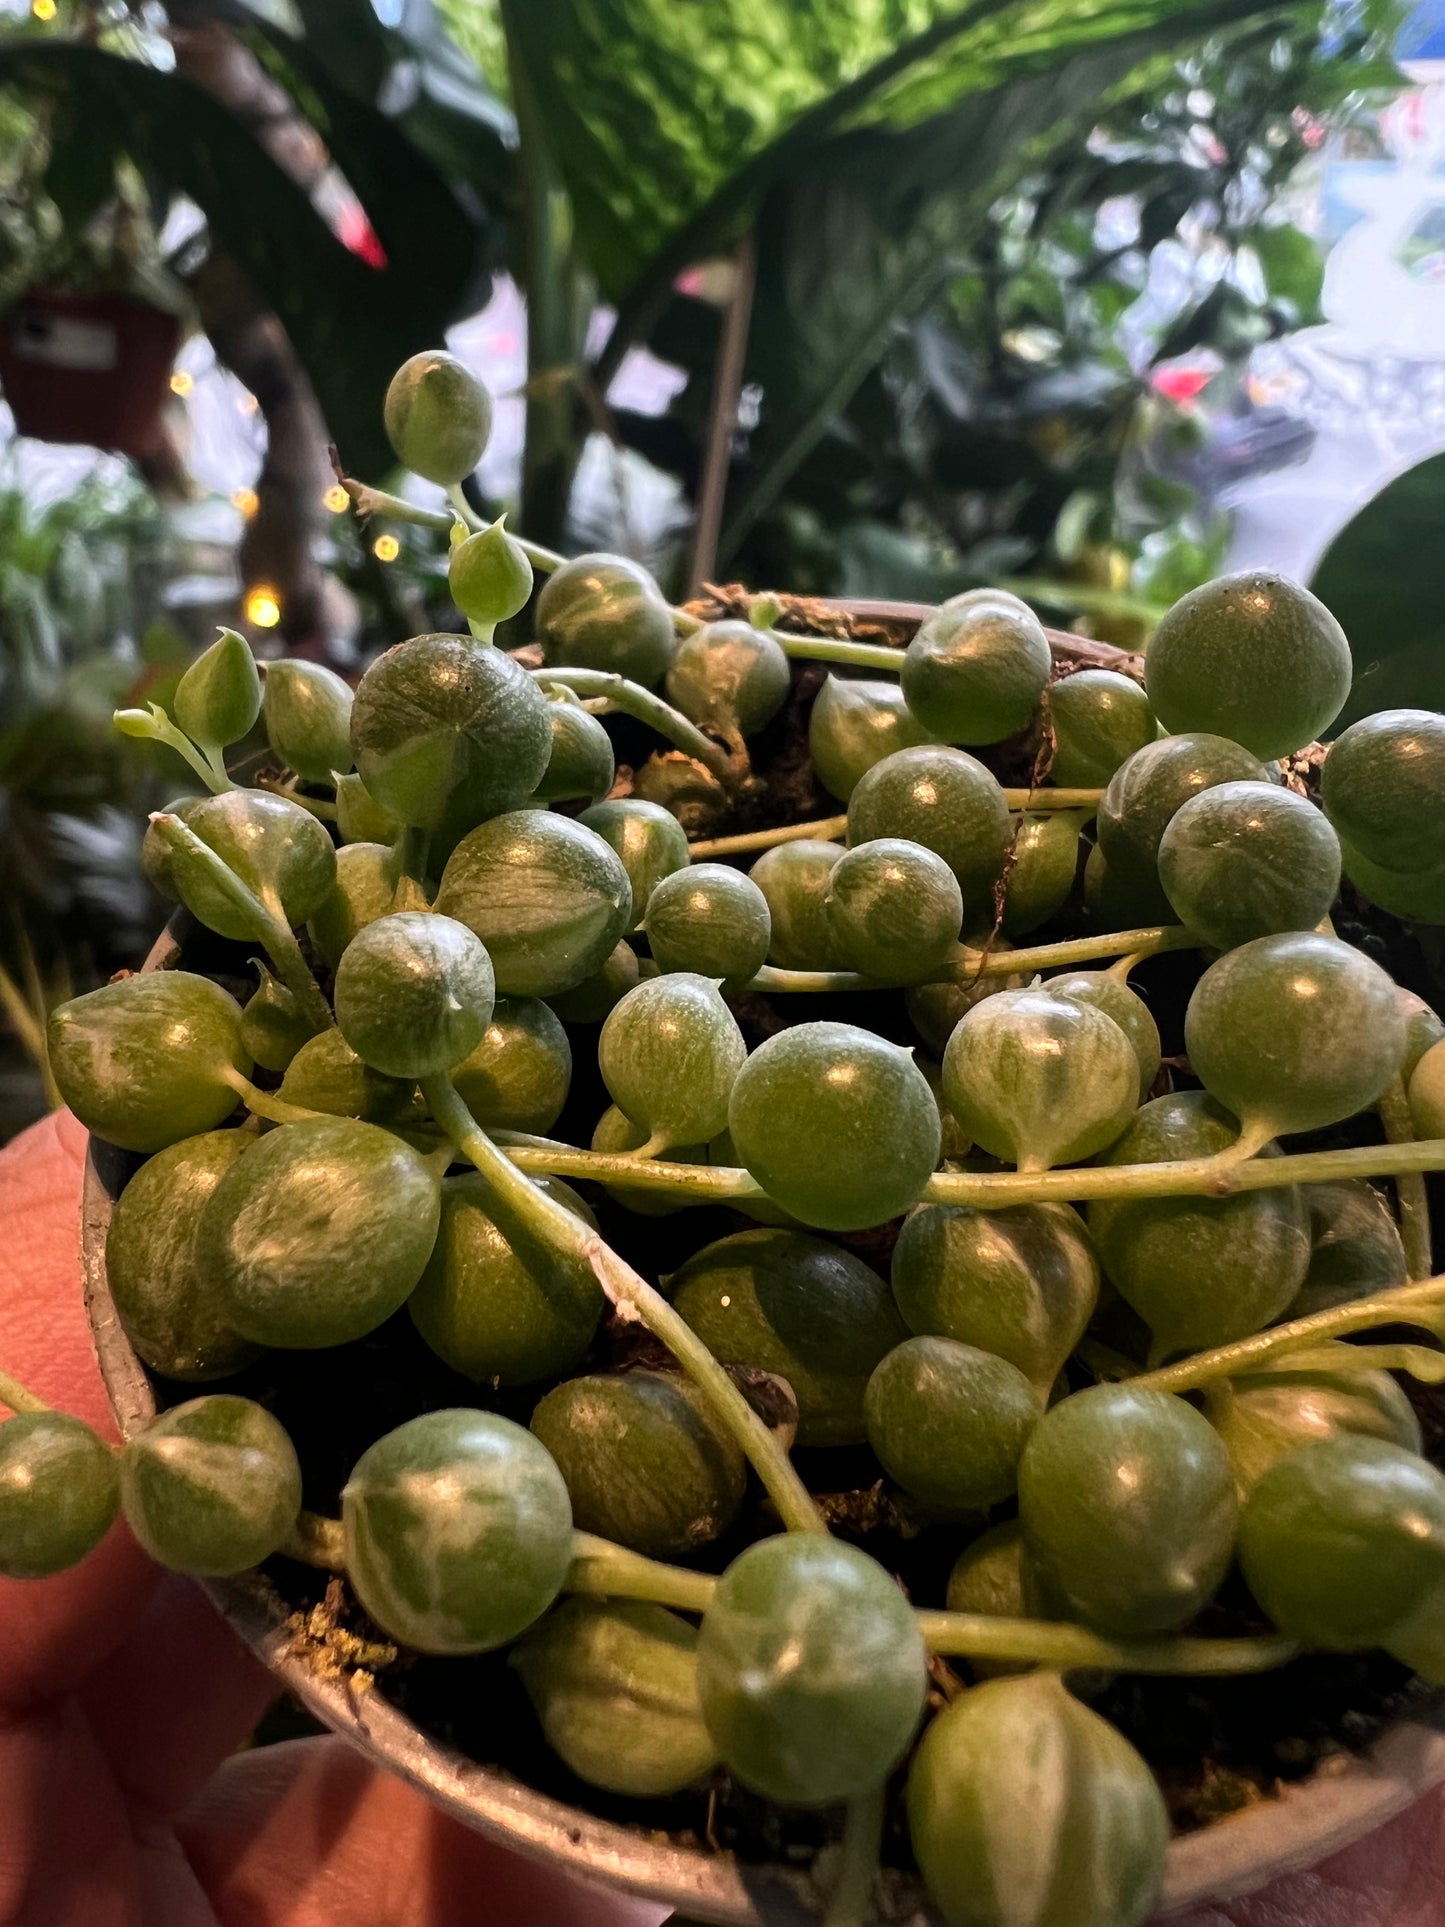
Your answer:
(130, 614), (1445, 1886)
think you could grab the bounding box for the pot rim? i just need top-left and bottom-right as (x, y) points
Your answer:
(78, 933), (1445, 1925)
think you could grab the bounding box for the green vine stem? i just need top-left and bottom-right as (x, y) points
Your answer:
(221, 1072), (329, 1129)
(1379, 1075), (1433, 1280)
(688, 792), (1108, 861)
(339, 475), (565, 573)
(445, 484), (565, 574)
(822, 1782), (886, 1927)
(914, 1612), (1297, 1675)
(766, 631), (907, 674)
(114, 705), (235, 795)
(255, 776), (339, 822)
(0, 1369), (49, 1416)
(1128, 1274), (1445, 1396)
(530, 667), (735, 782)
(499, 1136), (1445, 1215)
(284, 1509), (347, 1569)
(743, 925), (1200, 994)
(565, 1533), (718, 1613)
(147, 814), (334, 1037)
(421, 1074), (827, 1536)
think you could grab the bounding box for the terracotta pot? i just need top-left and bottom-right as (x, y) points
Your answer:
(0, 287), (181, 457)
(79, 610), (1445, 1918)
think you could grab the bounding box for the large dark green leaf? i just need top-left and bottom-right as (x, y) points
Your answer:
(721, 0), (1290, 555)
(1310, 453), (1445, 726)
(0, 42), (486, 471)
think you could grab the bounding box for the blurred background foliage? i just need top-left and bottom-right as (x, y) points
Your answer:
(0, 0), (1406, 1135)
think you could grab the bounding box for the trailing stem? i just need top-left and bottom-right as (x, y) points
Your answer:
(146, 815), (333, 1036)
(531, 667), (735, 782)
(823, 1782), (885, 1927)
(743, 925), (1201, 994)
(688, 792), (1107, 861)
(1379, 1075), (1434, 1280)
(422, 1074), (826, 1536)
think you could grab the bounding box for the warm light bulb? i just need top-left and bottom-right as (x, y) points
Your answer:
(373, 534), (401, 563)
(245, 585), (282, 629)
(323, 484), (349, 513)
(32, 0), (58, 21)
(169, 370), (194, 397)
(231, 488), (259, 519)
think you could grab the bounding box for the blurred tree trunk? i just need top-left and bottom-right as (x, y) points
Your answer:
(166, 13), (349, 657)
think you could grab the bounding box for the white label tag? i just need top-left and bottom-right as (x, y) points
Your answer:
(11, 313), (119, 372)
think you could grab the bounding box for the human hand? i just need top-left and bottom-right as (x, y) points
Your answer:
(0, 1109), (669, 1927)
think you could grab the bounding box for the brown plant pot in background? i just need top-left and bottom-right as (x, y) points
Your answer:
(0, 287), (182, 457)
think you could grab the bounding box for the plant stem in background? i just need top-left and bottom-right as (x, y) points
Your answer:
(914, 1612), (1297, 1675)
(256, 776), (339, 822)
(823, 1782), (885, 1927)
(284, 1510), (347, 1569)
(221, 1072), (326, 1128)
(0, 1369), (49, 1416)
(742, 925), (1199, 992)
(422, 1074), (827, 1535)
(1129, 1275), (1445, 1395)
(687, 792), (1107, 860)
(146, 814), (333, 1035)
(531, 667), (735, 781)
(114, 705), (236, 795)
(566, 1533), (718, 1613)
(1378, 1076), (1433, 1280)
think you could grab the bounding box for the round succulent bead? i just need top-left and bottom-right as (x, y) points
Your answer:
(239, 965), (313, 1075)
(308, 840), (394, 969)
(847, 746), (1011, 914)
(1095, 732), (1275, 902)
(728, 1022), (941, 1231)
(334, 911), (495, 1078)
(942, 986), (1137, 1173)
(1339, 838), (1445, 924)
(598, 973), (746, 1150)
(384, 349), (492, 485)
(335, 772), (401, 845)
(529, 1370), (745, 1559)
(865, 1337), (1040, 1511)
(1239, 1436), (1445, 1651)
(450, 997), (572, 1135)
(107, 1130), (261, 1381)
(644, 863), (771, 986)
(1291, 1178), (1407, 1319)
(120, 1395), (301, 1576)
(1399, 989), (1445, 1082)
(546, 940), (640, 1024)
(1184, 931), (1406, 1138)
(1047, 668), (1156, 788)
(436, 809), (632, 998)
(171, 789), (337, 937)
(201, 1116), (441, 1349)
(262, 658), (354, 782)
(409, 1174), (601, 1386)
(749, 839), (848, 969)
(808, 673), (937, 802)
(1041, 971), (1160, 1100)
(823, 838), (963, 981)
(1411, 1037), (1445, 1140)
(1158, 781), (1341, 951)
(532, 700), (616, 805)
(173, 628), (261, 751)
(908, 1674), (1169, 1927)
(350, 633), (551, 831)
(906, 963), (1022, 1056)
(449, 517), (533, 627)
(696, 1534), (927, 1806)
(1083, 838), (1172, 931)
(1088, 1092), (1309, 1359)
(666, 619), (791, 736)
(999, 811), (1083, 938)
(901, 589), (1052, 745)
(891, 1201), (1098, 1398)
(577, 799), (690, 933)
(277, 1028), (417, 1123)
(535, 552), (674, 688)
(1324, 709), (1445, 875)
(668, 1228), (905, 1446)
(1144, 571), (1351, 758)
(1019, 1384), (1238, 1635)
(512, 1598), (718, 1798)
(0, 1412), (119, 1578)
(1207, 1367), (1421, 1498)
(140, 793), (204, 898)
(342, 1408), (573, 1654)
(48, 972), (249, 1153)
